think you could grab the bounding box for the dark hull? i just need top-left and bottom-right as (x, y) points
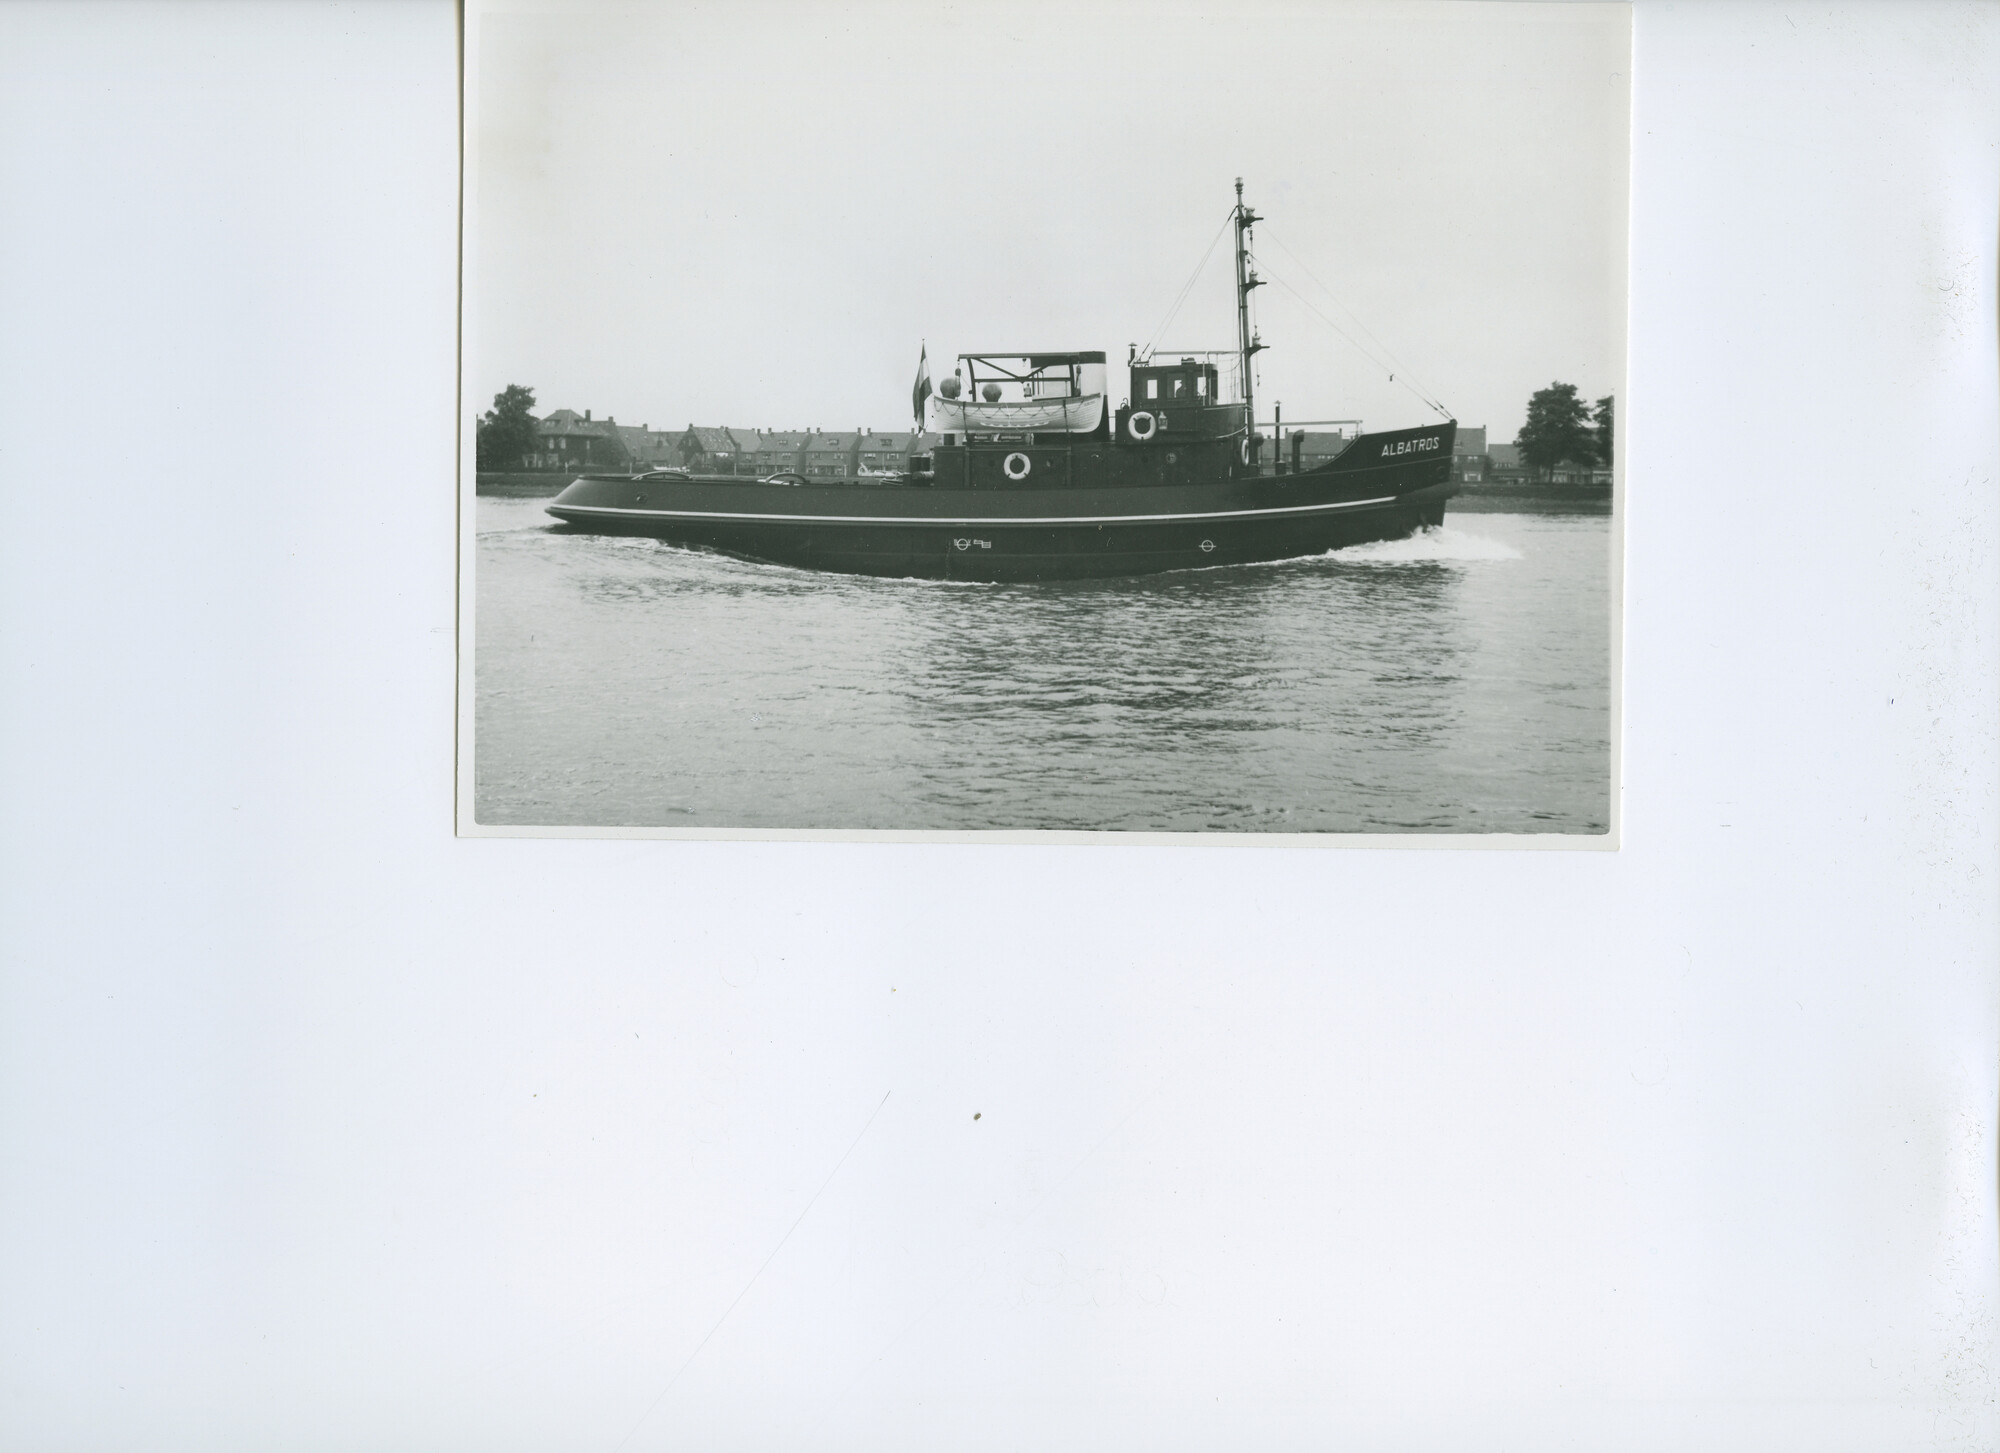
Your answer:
(546, 424), (1455, 582)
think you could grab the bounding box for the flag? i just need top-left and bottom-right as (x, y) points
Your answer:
(911, 343), (932, 430)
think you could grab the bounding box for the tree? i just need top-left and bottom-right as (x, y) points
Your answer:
(1516, 381), (1595, 482)
(477, 384), (537, 470)
(1593, 394), (1614, 467)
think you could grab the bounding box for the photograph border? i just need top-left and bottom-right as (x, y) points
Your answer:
(451, 0), (1629, 847)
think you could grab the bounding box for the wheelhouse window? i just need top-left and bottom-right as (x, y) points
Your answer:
(1134, 359), (1220, 406)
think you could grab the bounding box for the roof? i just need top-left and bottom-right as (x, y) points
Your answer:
(539, 410), (617, 438)
(753, 430), (813, 450)
(1487, 443), (1523, 467)
(806, 431), (860, 450)
(859, 432), (917, 450)
(680, 426), (737, 452)
(1452, 425), (1487, 455)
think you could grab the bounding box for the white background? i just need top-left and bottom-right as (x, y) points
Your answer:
(2, 3), (1996, 1451)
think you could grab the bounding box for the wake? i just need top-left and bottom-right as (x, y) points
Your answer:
(1329, 525), (1522, 564)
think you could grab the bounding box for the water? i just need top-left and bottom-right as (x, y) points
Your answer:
(474, 498), (1612, 833)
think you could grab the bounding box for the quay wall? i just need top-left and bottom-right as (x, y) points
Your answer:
(478, 471), (576, 496)
(1449, 494), (1612, 514)
(1449, 479), (1613, 514)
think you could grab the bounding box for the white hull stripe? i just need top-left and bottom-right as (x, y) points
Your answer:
(547, 496), (1401, 527)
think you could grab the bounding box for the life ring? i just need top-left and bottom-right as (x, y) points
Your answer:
(1239, 438), (1252, 466)
(1127, 410), (1156, 441)
(1002, 451), (1032, 481)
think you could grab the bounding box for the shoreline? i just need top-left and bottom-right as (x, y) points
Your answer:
(1449, 494), (1612, 515)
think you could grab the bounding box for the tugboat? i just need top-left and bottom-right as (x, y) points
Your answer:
(546, 182), (1455, 582)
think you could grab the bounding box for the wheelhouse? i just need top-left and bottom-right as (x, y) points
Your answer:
(1130, 356), (1219, 407)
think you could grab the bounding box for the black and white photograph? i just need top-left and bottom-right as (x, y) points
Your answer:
(461, 0), (1629, 838)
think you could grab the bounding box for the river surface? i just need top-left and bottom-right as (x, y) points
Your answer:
(473, 498), (1612, 834)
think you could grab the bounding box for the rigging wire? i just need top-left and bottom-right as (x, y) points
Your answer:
(1264, 226), (1427, 385)
(1140, 208), (1453, 422)
(1258, 262), (1454, 420)
(1139, 209), (1235, 362)
(1260, 225), (1454, 418)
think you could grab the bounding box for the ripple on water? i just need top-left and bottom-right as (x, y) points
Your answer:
(473, 499), (1612, 832)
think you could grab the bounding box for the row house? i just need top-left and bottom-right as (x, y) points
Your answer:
(803, 430), (862, 479)
(857, 431), (923, 476)
(677, 425), (837, 476)
(1484, 442), (1608, 486)
(615, 423), (680, 471)
(675, 425), (745, 473)
(1452, 425), (1487, 483)
(603, 422), (948, 480)
(735, 429), (813, 476)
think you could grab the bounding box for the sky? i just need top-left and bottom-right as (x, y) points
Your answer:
(469, 0), (1629, 443)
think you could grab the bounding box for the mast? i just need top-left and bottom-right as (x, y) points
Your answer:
(1232, 177), (1266, 449)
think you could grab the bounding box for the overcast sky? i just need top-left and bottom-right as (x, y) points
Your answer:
(469, 0), (1628, 442)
